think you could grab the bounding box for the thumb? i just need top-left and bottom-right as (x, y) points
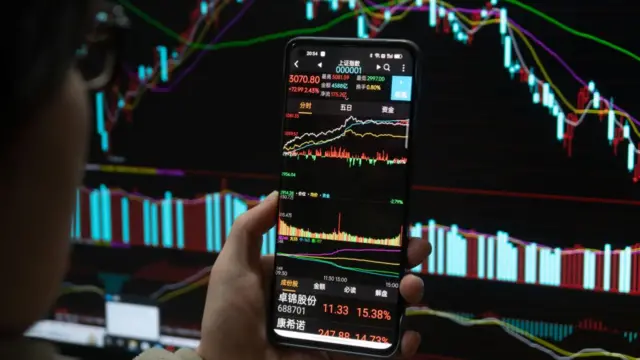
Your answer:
(222, 191), (279, 265)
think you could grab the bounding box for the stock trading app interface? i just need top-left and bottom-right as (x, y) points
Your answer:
(272, 43), (416, 352)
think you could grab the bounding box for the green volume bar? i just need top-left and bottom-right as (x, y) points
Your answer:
(151, 203), (159, 247)
(121, 197), (130, 244)
(100, 185), (112, 242)
(143, 199), (151, 246)
(162, 191), (173, 248)
(75, 189), (81, 238)
(176, 199), (185, 249)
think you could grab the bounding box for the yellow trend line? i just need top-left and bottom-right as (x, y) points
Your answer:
(281, 254), (400, 266)
(508, 26), (640, 138)
(124, 0), (231, 111)
(156, 277), (209, 303)
(181, 1), (231, 62)
(59, 280), (211, 304)
(283, 129), (406, 151)
(407, 308), (637, 360)
(59, 284), (635, 359)
(433, 0), (640, 138)
(124, 0), (408, 113)
(121, 0), (640, 140)
(364, 0), (640, 138)
(359, 0), (414, 21)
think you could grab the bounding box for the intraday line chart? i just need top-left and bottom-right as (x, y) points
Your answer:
(282, 116), (409, 166)
(70, 186), (640, 296)
(101, 0), (640, 182)
(276, 250), (402, 278)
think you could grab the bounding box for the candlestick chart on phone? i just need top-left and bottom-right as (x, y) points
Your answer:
(60, 0), (640, 359)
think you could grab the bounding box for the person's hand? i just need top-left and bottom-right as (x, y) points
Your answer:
(197, 191), (431, 360)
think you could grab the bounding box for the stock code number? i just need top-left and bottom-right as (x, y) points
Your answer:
(318, 329), (389, 343)
(277, 304), (306, 315)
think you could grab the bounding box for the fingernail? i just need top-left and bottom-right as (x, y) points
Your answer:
(266, 190), (279, 200)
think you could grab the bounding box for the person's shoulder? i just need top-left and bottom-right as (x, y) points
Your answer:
(134, 348), (202, 360)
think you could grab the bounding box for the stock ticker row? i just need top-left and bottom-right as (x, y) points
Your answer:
(59, 0), (640, 359)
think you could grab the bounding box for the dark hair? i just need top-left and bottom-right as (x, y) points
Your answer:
(10, 0), (91, 127)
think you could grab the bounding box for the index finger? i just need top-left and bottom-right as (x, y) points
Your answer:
(407, 237), (431, 269)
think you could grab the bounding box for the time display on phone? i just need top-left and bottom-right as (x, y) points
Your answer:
(270, 40), (417, 356)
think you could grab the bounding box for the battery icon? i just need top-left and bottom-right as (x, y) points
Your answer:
(394, 54), (402, 59)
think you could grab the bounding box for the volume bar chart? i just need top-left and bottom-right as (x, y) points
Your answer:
(408, 221), (640, 295)
(71, 186), (639, 295)
(284, 147), (408, 167)
(71, 185), (277, 255)
(281, 117), (409, 152)
(277, 215), (403, 246)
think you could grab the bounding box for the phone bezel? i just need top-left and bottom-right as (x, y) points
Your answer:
(268, 36), (422, 358)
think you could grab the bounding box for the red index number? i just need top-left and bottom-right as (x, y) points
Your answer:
(289, 74), (321, 84)
(318, 329), (390, 343)
(323, 304), (349, 315)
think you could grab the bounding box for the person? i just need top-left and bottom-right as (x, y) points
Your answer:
(2, 1), (431, 359)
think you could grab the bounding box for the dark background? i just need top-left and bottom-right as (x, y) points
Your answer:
(64, 0), (640, 359)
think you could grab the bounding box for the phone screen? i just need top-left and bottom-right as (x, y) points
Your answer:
(270, 38), (418, 356)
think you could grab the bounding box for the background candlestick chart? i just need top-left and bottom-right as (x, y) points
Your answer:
(53, 0), (640, 359)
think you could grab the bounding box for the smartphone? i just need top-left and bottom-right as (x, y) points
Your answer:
(268, 37), (420, 358)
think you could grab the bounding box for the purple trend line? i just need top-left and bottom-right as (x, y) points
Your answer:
(361, 0), (639, 126)
(506, 20), (586, 86)
(291, 248), (401, 257)
(151, 0), (256, 92)
(507, 20), (637, 125)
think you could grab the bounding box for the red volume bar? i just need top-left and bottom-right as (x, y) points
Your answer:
(70, 187), (639, 296)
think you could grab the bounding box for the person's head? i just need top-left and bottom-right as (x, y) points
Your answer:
(1, 0), (100, 335)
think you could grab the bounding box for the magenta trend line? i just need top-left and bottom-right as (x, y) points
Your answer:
(292, 248), (401, 257)
(504, 18), (640, 125)
(361, 0), (639, 126)
(151, 0), (256, 93)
